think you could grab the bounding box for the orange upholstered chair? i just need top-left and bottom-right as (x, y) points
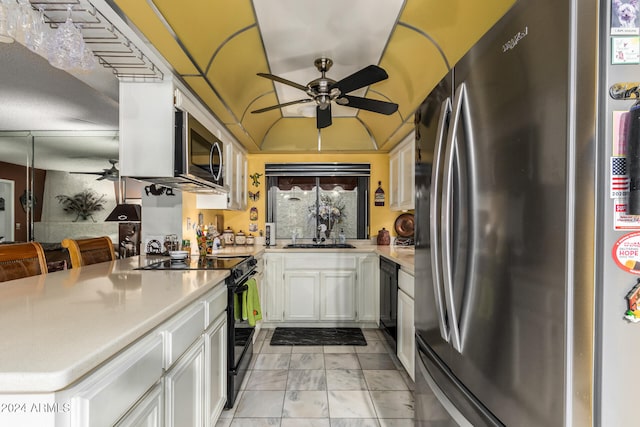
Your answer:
(61, 236), (116, 269)
(0, 242), (48, 282)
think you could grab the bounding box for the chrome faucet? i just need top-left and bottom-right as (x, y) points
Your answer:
(312, 224), (327, 244)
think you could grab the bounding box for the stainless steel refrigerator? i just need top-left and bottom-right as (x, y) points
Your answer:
(414, 0), (640, 425)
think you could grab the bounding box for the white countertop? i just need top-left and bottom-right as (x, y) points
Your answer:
(262, 241), (415, 274)
(0, 256), (229, 393)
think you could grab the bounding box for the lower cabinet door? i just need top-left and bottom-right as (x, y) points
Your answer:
(204, 313), (227, 426)
(397, 288), (415, 380)
(284, 271), (320, 321)
(320, 270), (356, 320)
(115, 382), (163, 427)
(165, 337), (205, 427)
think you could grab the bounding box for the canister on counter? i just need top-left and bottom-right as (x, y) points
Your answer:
(235, 230), (246, 245)
(246, 234), (255, 245)
(377, 227), (390, 245)
(222, 227), (235, 245)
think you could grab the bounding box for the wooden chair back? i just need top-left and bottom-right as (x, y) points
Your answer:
(0, 242), (48, 282)
(61, 236), (116, 269)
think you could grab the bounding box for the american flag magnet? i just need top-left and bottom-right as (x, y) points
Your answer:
(611, 156), (630, 199)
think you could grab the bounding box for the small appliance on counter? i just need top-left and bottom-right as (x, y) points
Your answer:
(265, 222), (276, 246)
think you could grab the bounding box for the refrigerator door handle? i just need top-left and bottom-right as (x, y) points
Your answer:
(430, 96), (453, 342)
(442, 82), (468, 353)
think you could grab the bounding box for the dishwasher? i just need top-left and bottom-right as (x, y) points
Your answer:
(379, 256), (399, 351)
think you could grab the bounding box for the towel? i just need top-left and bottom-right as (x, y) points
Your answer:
(245, 278), (262, 326)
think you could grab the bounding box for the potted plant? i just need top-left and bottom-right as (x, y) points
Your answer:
(56, 189), (106, 222)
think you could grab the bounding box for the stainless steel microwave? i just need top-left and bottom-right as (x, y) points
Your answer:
(174, 110), (225, 189)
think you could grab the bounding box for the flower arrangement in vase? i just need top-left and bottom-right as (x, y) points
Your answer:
(308, 193), (346, 238)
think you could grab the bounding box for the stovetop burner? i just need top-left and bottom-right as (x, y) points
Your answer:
(137, 256), (250, 271)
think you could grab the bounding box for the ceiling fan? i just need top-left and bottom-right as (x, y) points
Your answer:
(252, 58), (398, 129)
(70, 159), (119, 181)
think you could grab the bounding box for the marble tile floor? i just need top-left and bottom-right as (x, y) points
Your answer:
(216, 328), (415, 427)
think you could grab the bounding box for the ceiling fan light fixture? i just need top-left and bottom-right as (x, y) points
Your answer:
(318, 95), (330, 110)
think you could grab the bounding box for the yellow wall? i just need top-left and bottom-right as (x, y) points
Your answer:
(213, 153), (408, 240)
(181, 191), (224, 248)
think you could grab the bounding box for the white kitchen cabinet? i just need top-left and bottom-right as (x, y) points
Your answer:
(264, 253), (284, 321)
(397, 269), (415, 380)
(320, 270), (357, 320)
(68, 332), (164, 427)
(114, 382), (163, 427)
(264, 252), (378, 325)
(389, 133), (415, 211)
(357, 254), (379, 322)
(164, 337), (205, 427)
(204, 313), (226, 427)
(120, 80), (175, 179)
(284, 270), (321, 321)
(225, 142), (247, 211)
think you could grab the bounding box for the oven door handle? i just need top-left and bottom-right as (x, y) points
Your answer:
(233, 284), (249, 294)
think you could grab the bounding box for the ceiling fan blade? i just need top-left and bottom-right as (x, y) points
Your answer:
(317, 104), (332, 129)
(330, 65), (389, 95)
(251, 99), (313, 114)
(257, 73), (308, 92)
(70, 171), (104, 175)
(336, 95), (398, 115)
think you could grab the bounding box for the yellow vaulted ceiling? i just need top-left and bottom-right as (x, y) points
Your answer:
(114, 0), (515, 153)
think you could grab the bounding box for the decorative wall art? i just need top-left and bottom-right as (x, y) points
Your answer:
(250, 206), (258, 221)
(56, 189), (106, 222)
(249, 191), (260, 202)
(249, 172), (263, 187)
(144, 184), (175, 196)
(375, 181), (385, 206)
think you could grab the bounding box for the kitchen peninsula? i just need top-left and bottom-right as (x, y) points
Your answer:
(0, 256), (230, 426)
(0, 242), (414, 426)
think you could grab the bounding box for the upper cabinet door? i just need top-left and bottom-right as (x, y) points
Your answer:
(389, 133), (415, 211)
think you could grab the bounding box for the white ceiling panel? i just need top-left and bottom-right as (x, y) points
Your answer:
(253, 0), (404, 118)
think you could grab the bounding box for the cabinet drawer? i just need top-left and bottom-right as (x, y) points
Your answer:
(70, 332), (163, 427)
(203, 283), (227, 328)
(163, 303), (205, 368)
(398, 269), (414, 299)
(284, 254), (356, 270)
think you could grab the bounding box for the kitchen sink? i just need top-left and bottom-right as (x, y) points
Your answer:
(284, 243), (356, 249)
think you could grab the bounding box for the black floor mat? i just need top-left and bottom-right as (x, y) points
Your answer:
(270, 327), (367, 346)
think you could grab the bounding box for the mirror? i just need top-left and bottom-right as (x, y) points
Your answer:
(0, 131), (120, 243)
(0, 39), (120, 245)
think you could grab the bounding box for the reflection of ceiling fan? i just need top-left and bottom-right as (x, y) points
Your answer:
(252, 58), (398, 129)
(71, 159), (119, 181)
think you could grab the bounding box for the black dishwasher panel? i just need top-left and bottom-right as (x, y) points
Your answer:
(379, 257), (399, 351)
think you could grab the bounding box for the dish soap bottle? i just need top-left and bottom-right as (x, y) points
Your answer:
(338, 228), (346, 244)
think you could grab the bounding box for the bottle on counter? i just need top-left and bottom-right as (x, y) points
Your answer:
(338, 229), (346, 244)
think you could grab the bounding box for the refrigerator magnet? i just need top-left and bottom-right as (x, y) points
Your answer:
(624, 279), (640, 322)
(611, 36), (640, 64)
(611, 0), (640, 35)
(612, 231), (640, 274)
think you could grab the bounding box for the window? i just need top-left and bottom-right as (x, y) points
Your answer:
(266, 164), (370, 240)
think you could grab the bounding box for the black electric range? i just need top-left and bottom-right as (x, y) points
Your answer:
(136, 254), (257, 409)
(138, 255), (257, 282)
